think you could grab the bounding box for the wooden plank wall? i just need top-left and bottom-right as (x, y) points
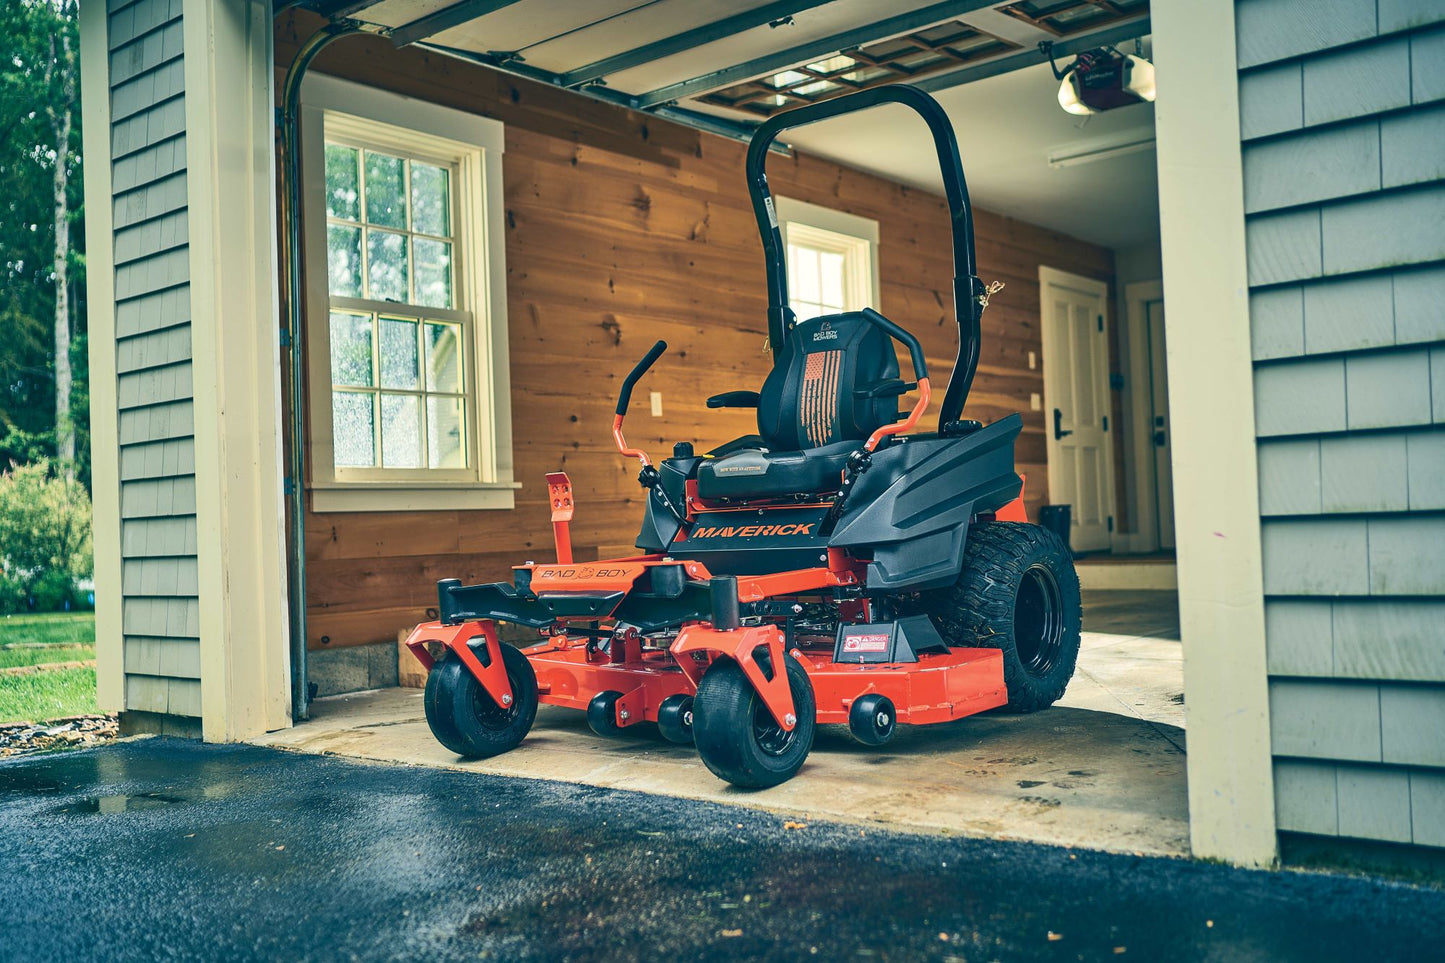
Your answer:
(277, 15), (1114, 649)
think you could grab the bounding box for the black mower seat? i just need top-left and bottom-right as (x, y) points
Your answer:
(696, 440), (855, 500)
(695, 312), (903, 501)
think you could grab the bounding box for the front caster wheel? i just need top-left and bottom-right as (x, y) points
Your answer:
(587, 690), (625, 737)
(657, 694), (695, 745)
(441, 643), (538, 758)
(848, 694), (896, 746)
(423, 657), (471, 756)
(693, 652), (815, 789)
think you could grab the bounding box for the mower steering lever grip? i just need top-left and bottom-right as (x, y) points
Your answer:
(861, 308), (927, 381)
(616, 340), (667, 417)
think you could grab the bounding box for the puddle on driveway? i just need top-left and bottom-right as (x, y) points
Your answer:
(52, 792), (187, 814)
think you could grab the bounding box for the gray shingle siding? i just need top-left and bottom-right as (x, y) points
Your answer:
(102, 0), (200, 718)
(116, 326), (191, 374)
(111, 135), (185, 194)
(1239, 0), (1445, 851)
(1276, 759), (1445, 843)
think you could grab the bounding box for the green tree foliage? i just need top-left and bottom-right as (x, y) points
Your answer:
(0, 460), (92, 613)
(0, 0), (86, 486)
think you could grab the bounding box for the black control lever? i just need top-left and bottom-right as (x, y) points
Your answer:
(637, 464), (689, 530)
(611, 341), (688, 530)
(820, 448), (872, 535)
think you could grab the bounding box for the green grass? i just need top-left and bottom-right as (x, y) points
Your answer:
(0, 644), (95, 669)
(0, 666), (98, 723)
(0, 612), (96, 649)
(0, 614), (100, 723)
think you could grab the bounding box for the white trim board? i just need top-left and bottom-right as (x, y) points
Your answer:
(78, 0), (122, 714)
(182, 0), (292, 740)
(1153, 0), (1277, 867)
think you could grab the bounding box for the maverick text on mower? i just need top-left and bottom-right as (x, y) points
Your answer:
(404, 85), (1081, 788)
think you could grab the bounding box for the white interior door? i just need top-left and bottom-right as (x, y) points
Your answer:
(1040, 268), (1115, 553)
(1147, 299), (1175, 550)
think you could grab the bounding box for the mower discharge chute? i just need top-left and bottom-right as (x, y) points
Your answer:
(404, 85), (1082, 788)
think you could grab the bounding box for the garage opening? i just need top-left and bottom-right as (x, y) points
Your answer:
(267, 1), (1185, 856)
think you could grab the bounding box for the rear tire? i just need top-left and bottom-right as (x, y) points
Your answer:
(912, 521), (1081, 713)
(693, 652), (815, 788)
(446, 643), (538, 758)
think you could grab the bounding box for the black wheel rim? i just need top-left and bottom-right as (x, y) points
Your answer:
(471, 669), (521, 731)
(1014, 563), (1064, 677)
(752, 697), (795, 757)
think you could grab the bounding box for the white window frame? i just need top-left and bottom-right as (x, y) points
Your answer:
(300, 75), (516, 512)
(775, 196), (880, 316)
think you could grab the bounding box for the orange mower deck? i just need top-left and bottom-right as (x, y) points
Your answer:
(406, 618), (1007, 735)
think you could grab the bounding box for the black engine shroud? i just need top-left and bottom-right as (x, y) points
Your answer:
(637, 414), (1022, 592)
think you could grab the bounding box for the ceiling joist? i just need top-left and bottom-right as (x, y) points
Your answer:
(557, 0), (837, 89)
(391, 0), (527, 48)
(413, 41), (791, 152)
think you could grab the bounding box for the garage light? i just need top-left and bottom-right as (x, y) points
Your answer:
(1041, 41), (1156, 116)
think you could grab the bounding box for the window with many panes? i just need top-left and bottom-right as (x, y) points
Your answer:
(324, 142), (469, 472)
(302, 75), (514, 513)
(776, 197), (879, 322)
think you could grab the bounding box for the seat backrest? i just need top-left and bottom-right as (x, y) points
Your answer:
(756, 312), (901, 451)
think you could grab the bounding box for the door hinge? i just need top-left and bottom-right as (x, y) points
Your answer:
(1107, 515), (1114, 533)
(1102, 415), (1109, 431)
(283, 477), (296, 496)
(1097, 314), (1104, 332)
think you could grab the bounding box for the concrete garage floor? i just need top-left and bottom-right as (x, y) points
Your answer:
(256, 590), (1187, 857)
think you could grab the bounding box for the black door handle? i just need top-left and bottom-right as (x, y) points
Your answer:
(1053, 408), (1073, 441)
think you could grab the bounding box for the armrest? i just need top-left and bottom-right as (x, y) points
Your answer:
(854, 379), (916, 399)
(707, 390), (761, 409)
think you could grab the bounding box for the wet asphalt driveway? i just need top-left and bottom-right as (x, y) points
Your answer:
(2, 739), (1442, 962)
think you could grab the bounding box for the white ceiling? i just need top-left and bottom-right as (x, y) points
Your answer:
(772, 57), (1161, 250)
(349, 1), (1160, 250)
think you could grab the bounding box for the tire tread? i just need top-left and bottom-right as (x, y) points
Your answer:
(918, 521), (1082, 713)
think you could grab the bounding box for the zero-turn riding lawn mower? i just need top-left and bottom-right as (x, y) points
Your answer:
(404, 85), (1082, 788)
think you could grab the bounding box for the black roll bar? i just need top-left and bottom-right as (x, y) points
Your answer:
(745, 84), (989, 429)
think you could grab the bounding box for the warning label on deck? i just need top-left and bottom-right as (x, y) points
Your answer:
(842, 634), (890, 653)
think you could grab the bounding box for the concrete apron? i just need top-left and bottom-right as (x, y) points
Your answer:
(254, 615), (1188, 858)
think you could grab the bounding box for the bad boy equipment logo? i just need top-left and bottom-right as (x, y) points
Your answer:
(812, 320), (838, 342)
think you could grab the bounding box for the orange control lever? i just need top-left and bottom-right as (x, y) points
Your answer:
(865, 376), (931, 452)
(612, 414), (651, 469)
